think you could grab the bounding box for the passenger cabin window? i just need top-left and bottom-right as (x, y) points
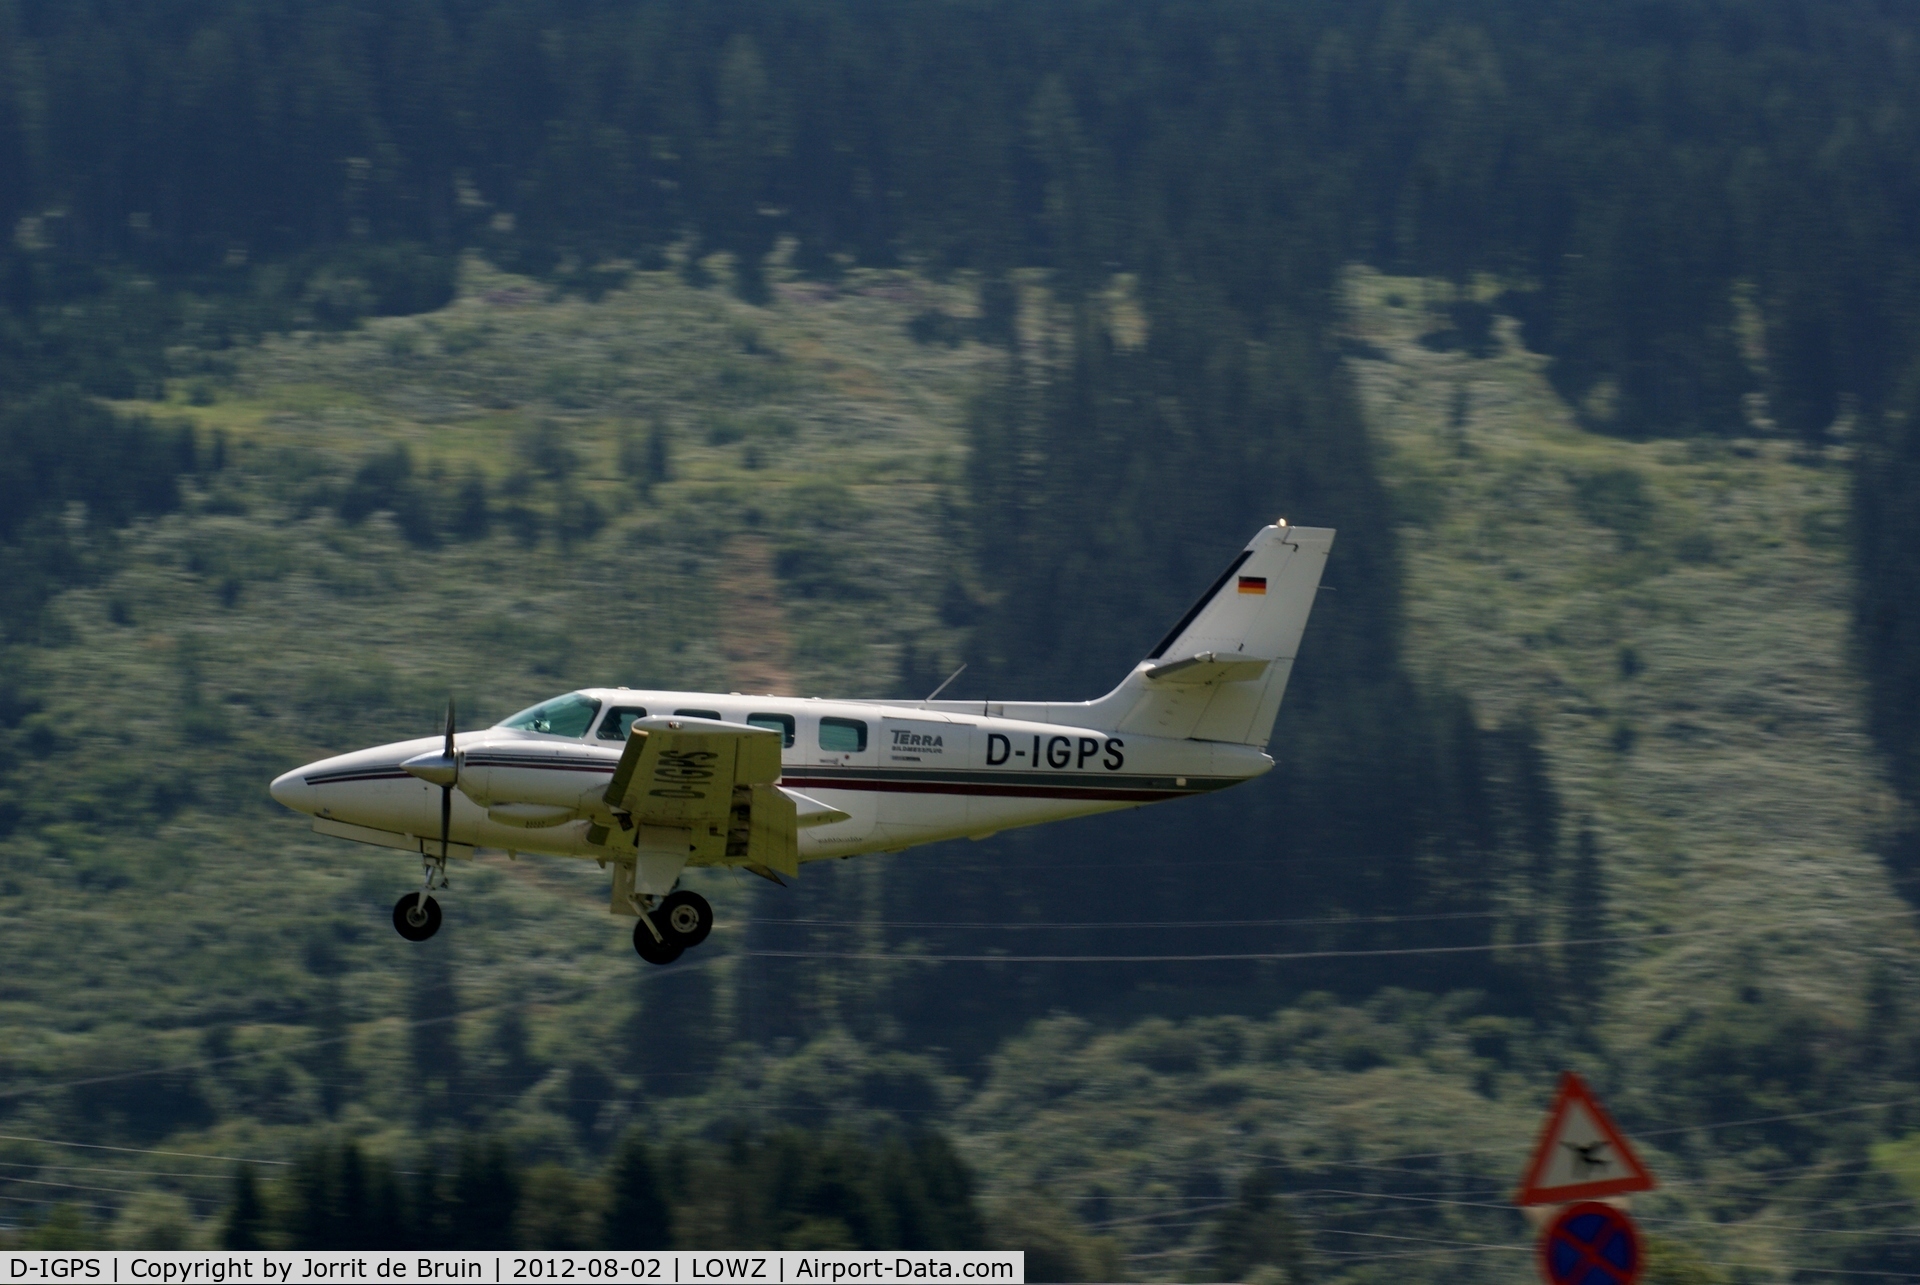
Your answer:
(819, 717), (868, 753)
(675, 708), (722, 721)
(497, 693), (602, 738)
(747, 713), (796, 747)
(596, 706), (649, 741)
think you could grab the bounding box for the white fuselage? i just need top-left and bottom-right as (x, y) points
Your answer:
(269, 687), (1274, 867)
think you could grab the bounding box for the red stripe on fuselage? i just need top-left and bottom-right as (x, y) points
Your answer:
(788, 777), (1199, 803)
(307, 770), (414, 785)
(462, 759), (615, 773)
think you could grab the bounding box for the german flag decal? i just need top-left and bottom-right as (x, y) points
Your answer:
(1237, 575), (1267, 594)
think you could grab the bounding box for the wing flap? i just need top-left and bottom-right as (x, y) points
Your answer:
(747, 783), (800, 876)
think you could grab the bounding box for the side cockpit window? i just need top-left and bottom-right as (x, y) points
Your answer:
(747, 713), (796, 747)
(497, 693), (603, 738)
(819, 717), (868, 753)
(596, 706), (650, 741)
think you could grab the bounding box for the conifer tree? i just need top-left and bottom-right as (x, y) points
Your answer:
(408, 947), (463, 1123)
(879, 1135), (983, 1250)
(1208, 1168), (1307, 1284)
(222, 1164), (266, 1250)
(290, 1146), (335, 1250)
(363, 1153), (410, 1251)
(602, 1130), (673, 1251)
(452, 471), (491, 540)
(489, 1007), (542, 1099)
(648, 416), (673, 488)
(449, 1139), (520, 1250)
(1563, 818), (1610, 1022)
(410, 1163), (453, 1251)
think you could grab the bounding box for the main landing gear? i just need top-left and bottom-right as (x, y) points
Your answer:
(631, 890), (713, 966)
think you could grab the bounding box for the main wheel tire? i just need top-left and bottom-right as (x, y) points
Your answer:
(658, 890), (714, 948)
(393, 893), (442, 942)
(633, 918), (685, 965)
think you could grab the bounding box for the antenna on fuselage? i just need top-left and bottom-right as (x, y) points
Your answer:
(923, 663), (967, 705)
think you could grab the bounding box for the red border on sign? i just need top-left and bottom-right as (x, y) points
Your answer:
(1537, 1201), (1644, 1285)
(1515, 1071), (1657, 1206)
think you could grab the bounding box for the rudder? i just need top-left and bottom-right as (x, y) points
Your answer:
(1083, 521), (1334, 745)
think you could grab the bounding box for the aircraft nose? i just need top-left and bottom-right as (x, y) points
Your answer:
(269, 767), (315, 815)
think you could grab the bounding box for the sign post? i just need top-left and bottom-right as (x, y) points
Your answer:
(1517, 1072), (1657, 1285)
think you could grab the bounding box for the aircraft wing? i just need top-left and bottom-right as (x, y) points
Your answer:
(601, 716), (799, 875)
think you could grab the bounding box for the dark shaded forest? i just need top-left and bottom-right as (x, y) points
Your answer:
(6, 0), (1917, 1004)
(4, 0), (1920, 1264)
(211, 1129), (983, 1252)
(5, 0), (1918, 427)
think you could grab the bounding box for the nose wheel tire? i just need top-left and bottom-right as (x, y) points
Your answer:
(658, 891), (714, 947)
(393, 893), (442, 942)
(633, 918), (684, 965)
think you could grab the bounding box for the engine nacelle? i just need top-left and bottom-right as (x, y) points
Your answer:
(455, 734), (617, 814)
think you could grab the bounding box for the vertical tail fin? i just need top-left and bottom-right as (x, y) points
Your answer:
(1083, 521), (1334, 745)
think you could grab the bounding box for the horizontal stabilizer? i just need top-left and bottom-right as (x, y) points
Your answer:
(1143, 652), (1272, 685)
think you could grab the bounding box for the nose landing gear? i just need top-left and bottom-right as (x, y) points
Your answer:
(393, 852), (451, 941)
(393, 892), (443, 941)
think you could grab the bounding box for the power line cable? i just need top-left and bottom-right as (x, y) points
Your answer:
(1764, 1267), (1920, 1280)
(1301, 1184), (1920, 1236)
(0, 1160), (234, 1183)
(1312, 1224), (1515, 1251)
(749, 909), (1508, 930)
(0, 1175), (155, 1198)
(0, 1133), (292, 1167)
(0, 1192), (117, 1213)
(746, 906), (1918, 963)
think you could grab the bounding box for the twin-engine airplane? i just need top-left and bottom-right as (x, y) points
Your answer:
(269, 521), (1333, 963)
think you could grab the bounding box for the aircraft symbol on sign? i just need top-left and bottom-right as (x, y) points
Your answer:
(1562, 1139), (1613, 1177)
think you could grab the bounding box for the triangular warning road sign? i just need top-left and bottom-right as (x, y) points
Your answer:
(1516, 1071), (1657, 1206)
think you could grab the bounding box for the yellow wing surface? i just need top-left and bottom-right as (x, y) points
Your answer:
(602, 717), (798, 876)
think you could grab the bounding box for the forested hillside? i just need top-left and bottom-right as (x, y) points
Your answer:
(3, 0), (1920, 1276)
(8, 0), (1920, 833)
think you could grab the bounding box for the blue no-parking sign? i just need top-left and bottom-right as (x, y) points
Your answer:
(1539, 1201), (1643, 1285)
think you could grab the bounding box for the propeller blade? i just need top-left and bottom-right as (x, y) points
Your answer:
(444, 697), (456, 758)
